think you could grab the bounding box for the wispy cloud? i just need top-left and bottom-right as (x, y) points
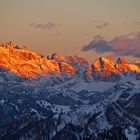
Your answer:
(30, 22), (62, 30)
(96, 22), (110, 29)
(82, 32), (140, 58)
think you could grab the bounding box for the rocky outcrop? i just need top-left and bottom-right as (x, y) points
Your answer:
(59, 62), (75, 76)
(84, 56), (140, 81)
(0, 42), (75, 79)
(0, 42), (139, 81)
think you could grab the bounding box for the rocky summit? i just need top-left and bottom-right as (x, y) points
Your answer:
(0, 42), (140, 140)
(0, 42), (139, 81)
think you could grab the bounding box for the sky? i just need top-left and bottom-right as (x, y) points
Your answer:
(0, 0), (140, 62)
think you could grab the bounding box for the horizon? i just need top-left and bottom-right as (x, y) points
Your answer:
(0, 41), (139, 63)
(0, 0), (140, 62)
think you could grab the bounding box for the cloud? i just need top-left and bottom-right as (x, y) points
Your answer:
(30, 22), (61, 30)
(82, 32), (140, 58)
(96, 22), (109, 29)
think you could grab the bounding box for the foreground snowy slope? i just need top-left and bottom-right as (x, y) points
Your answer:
(0, 69), (139, 140)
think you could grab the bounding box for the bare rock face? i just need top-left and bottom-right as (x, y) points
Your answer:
(132, 60), (140, 67)
(51, 53), (66, 62)
(84, 64), (93, 81)
(115, 57), (131, 72)
(115, 57), (140, 72)
(59, 62), (75, 76)
(0, 42), (74, 79)
(84, 56), (140, 81)
(0, 42), (139, 81)
(92, 56), (116, 78)
(85, 56), (118, 81)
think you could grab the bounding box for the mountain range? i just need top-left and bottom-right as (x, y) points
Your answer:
(0, 42), (139, 81)
(0, 42), (140, 140)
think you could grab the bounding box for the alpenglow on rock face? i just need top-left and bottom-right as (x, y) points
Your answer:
(0, 42), (140, 139)
(0, 42), (75, 79)
(0, 42), (139, 81)
(85, 56), (140, 81)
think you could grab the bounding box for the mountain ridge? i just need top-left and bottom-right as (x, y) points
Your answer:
(0, 42), (139, 81)
(0, 42), (140, 139)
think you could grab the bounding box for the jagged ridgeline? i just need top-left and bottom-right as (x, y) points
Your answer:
(0, 42), (139, 81)
(0, 42), (139, 140)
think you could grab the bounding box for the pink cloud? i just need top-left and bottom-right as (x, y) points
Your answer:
(82, 32), (140, 58)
